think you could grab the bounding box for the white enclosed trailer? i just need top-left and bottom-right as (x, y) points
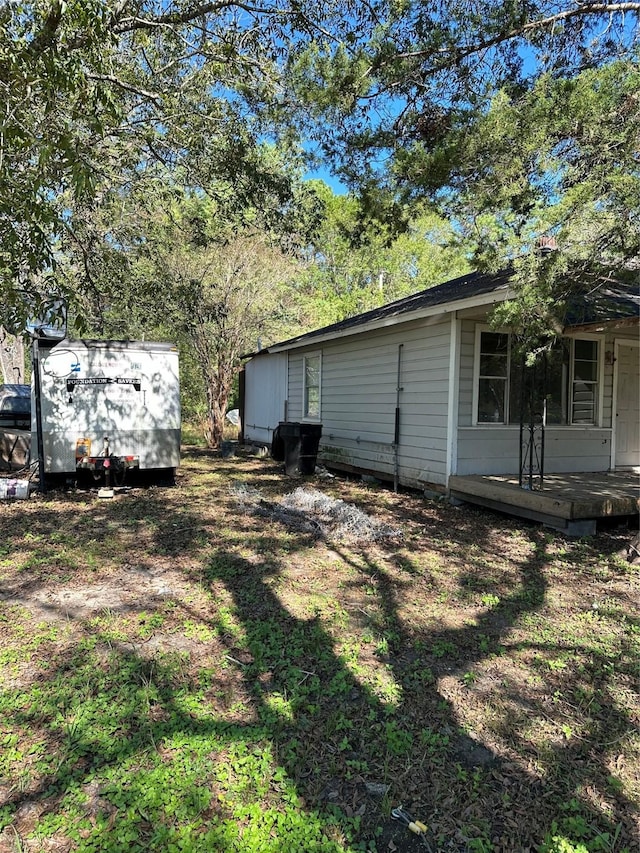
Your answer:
(33, 339), (181, 480)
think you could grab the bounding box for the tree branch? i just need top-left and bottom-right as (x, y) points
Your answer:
(86, 73), (163, 104)
(29, 0), (64, 53)
(111, 2), (301, 35)
(394, 4), (640, 68)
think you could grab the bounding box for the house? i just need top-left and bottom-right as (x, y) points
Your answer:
(242, 270), (639, 533)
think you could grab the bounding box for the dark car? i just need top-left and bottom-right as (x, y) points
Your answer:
(0, 384), (31, 430)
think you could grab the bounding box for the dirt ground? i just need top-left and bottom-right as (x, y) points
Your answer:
(0, 448), (638, 852)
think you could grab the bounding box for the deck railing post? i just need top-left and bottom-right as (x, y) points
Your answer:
(519, 348), (546, 491)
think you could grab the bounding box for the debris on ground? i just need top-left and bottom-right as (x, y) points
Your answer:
(232, 484), (402, 543)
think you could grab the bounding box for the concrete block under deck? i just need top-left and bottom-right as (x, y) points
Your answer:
(448, 471), (640, 536)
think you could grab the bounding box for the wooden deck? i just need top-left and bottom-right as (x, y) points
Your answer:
(448, 470), (640, 535)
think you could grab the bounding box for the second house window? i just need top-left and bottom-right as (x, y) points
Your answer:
(303, 354), (321, 419)
(476, 331), (601, 426)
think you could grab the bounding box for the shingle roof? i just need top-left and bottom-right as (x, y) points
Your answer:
(565, 282), (640, 328)
(267, 268), (512, 351)
(259, 267), (638, 354)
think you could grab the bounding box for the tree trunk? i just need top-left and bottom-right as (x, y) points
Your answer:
(0, 330), (25, 384)
(190, 322), (238, 450)
(203, 365), (233, 449)
(206, 391), (227, 448)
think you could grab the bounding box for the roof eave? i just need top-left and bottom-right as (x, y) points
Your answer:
(563, 316), (639, 334)
(266, 286), (513, 354)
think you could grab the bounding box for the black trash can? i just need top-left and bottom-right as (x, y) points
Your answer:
(279, 422), (322, 476)
(270, 424), (285, 462)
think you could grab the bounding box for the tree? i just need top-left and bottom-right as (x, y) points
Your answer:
(148, 233), (301, 447)
(0, 329), (25, 384)
(290, 1), (639, 173)
(0, 1), (117, 328)
(3, 1), (637, 341)
(288, 2), (639, 341)
(0, 0), (347, 330)
(299, 182), (472, 325)
(65, 187), (305, 447)
(446, 59), (640, 337)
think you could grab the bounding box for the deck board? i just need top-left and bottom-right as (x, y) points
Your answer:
(448, 471), (639, 532)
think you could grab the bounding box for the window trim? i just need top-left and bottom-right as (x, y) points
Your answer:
(472, 326), (604, 427)
(473, 325), (511, 426)
(568, 335), (604, 427)
(302, 352), (322, 421)
(473, 327), (511, 425)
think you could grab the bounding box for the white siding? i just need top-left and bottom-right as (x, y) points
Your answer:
(285, 317), (452, 487)
(287, 352), (304, 421)
(243, 352), (287, 444)
(251, 314), (637, 485)
(456, 427), (613, 475)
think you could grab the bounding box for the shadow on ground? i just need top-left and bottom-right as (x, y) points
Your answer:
(0, 448), (637, 852)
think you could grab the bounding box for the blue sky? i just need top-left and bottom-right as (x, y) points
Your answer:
(304, 165), (348, 194)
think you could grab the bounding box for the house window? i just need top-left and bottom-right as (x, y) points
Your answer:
(303, 354), (321, 419)
(477, 332), (509, 423)
(476, 331), (600, 426)
(509, 340), (570, 426)
(572, 340), (599, 424)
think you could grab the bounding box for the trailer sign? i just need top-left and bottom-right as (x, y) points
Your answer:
(66, 377), (141, 391)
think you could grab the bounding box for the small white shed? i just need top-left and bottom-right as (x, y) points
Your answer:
(242, 351), (288, 446)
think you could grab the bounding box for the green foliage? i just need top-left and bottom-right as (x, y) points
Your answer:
(540, 816), (626, 853)
(0, 0), (120, 324)
(0, 642), (356, 851)
(453, 60), (640, 339)
(0, 0), (319, 331)
(298, 187), (471, 326)
(62, 182), (307, 445)
(384, 719), (412, 756)
(3, 0), (636, 357)
(289, 7), (639, 341)
(293, 0), (638, 184)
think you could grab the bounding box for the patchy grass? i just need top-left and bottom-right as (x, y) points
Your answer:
(0, 449), (638, 853)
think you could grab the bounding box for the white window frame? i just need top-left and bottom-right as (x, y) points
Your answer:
(567, 335), (605, 427)
(302, 352), (322, 421)
(472, 326), (604, 427)
(472, 325), (511, 426)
